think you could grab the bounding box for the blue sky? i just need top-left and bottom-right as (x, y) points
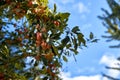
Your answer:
(49, 0), (120, 80)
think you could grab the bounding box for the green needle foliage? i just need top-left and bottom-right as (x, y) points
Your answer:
(99, 0), (120, 79)
(99, 0), (120, 48)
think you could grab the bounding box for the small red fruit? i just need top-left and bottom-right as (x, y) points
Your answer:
(46, 44), (51, 49)
(54, 21), (60, 26)
(28, 1), (33, 7)
(36, 32), (42, 41)
(6, 0), (11, 4)
(0, 73), (4, 80)
(35, 55), (40, 61)
(41, 41), (47, 50)
(44, 53), (54, 60)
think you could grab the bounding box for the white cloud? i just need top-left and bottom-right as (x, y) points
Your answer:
(76, 67), (97, 74)
(100, 55), (118, 66)
(60, 72), (102, 80)
(60, 0), (74, 4)
(100, 55), (120, 78)
(74, 2), (90, 14)
(61, 54), (120, 80)
(81, 23), (92, 31)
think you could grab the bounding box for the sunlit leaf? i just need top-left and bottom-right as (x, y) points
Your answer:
(77, 33), (86, 46)
(89, 32), (94, 39)
(59, 12), (70, 21)
(15, 63), (22, 69)
(62, 56), (68, 62)
(72, 26), (80, 34)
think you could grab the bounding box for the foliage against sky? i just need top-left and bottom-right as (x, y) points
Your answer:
(0, 0), (96, 80)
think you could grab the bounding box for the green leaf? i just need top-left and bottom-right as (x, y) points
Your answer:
(34, 61), (38, 66)
(70, 48), (78, 55)
(63, 56), (68, 62)
(72, 26), (80, 33)
(61, 36), (70, 46)
(19, 76), (27, 80)
(33, 4), (38, 8)
(15, 63), (22, 69)
(0, 45), (9, 58)
(54, 59), (62, 67)
(25, 72), (32, 78)
(54, 4), (57, 13)
(62, 13), (70, 18)
(51, 45), (59, 56)
(77, 33), (86, 46)
(51, 33), (61, 40)
(66, 44), (71, 49)
(59, 12), (70, 21)
(90, 32), (94, 39)
(71, 36), (78, 50)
